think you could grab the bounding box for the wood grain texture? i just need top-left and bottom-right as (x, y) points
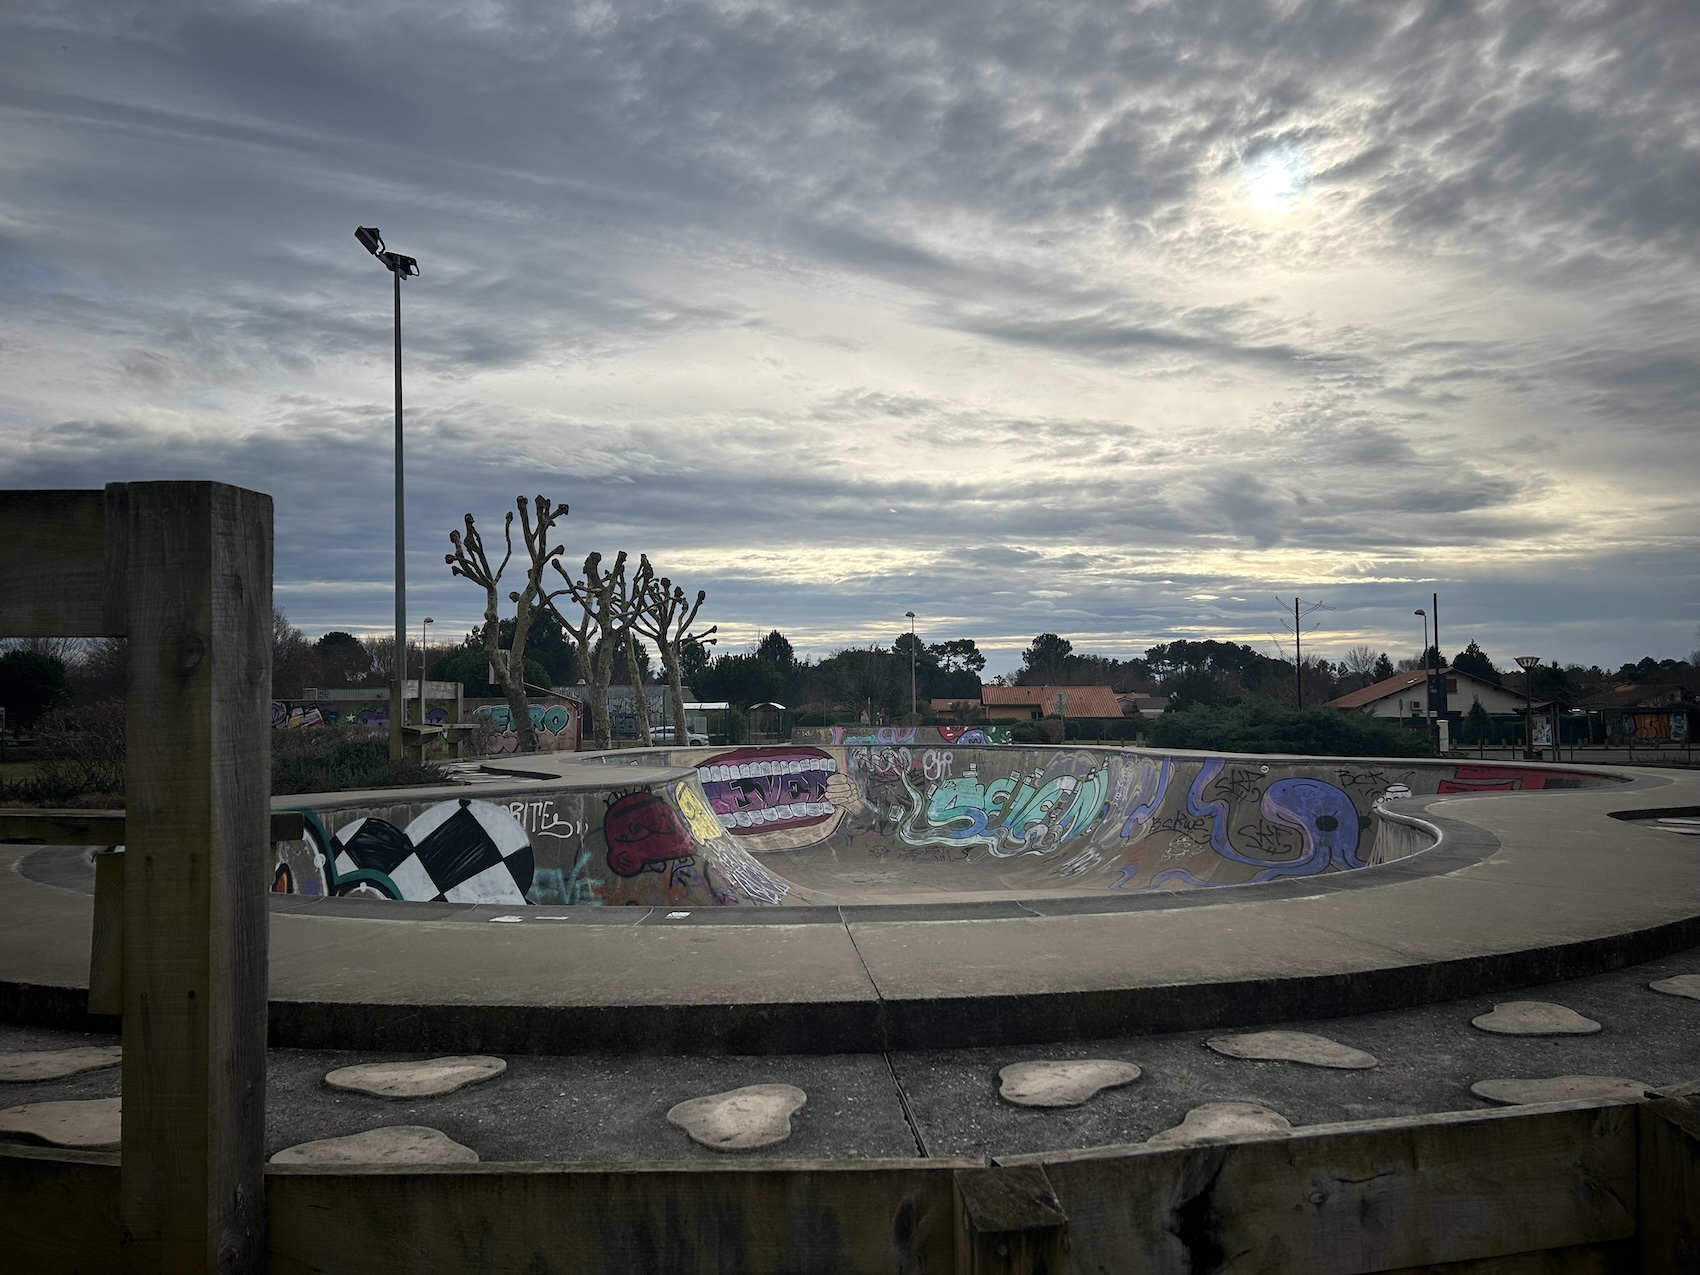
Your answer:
(954, 1164), (1070, 1275)
(119, 482), (271, 1275)
(1025, 1102), (1636, 1274)
(0, 488), (122, 637)
(265, 1161), (961, 1275)
(88, 848), (124, 1016)
(1638, 1096), (1700, 1273)
(0, 1145), (121, 1274)
(0, 811), (303, 844)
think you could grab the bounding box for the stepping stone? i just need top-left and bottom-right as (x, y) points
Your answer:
(1471, 1075), (1650, 1106)
(1650, 974), (1700, 1001)
(1147, 1102), (1291, 1146)
(1206, 1031), (1377, 1069)
(1471, 1001), (1601, 1035)
(269, 1126), (478, 1166)
(998, 1060), (1142, 1108)
(0, 1046), (122, 1083)
(324, 1056), (507, 1099)
(667, 1083), (806, 1152)
(0, 1097), (121, 1150)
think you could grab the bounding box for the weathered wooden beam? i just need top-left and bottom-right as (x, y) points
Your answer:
(0, 488), (126, 637)
(1010, 1101), (1637, 1274)
(120, 482), (271, 1274)
(953, 1164), (1070, 1275)
(88, 849), (123, 1017)
(0, 811), (303, 845)
(1639, 1094), (1700, 1271)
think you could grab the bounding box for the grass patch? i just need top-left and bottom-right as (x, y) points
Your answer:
(271, 728), (444, 796)
(1146, 702), (1433, 758)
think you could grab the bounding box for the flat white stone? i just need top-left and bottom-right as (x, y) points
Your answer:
(1650, 974), (1700, 1001)
(0, 1046), (122, 1083)
(667, 1083), (806, 1151)
(1471, 1001), (1601, 1035)
(324, 1055), (507, 1099)
(1147, 1102), (1292, 1146)
(1206, 1031), (1378, 1069)
(0, 1097), (121, 1149)
(1471, 1075), (1650, 1106)
(998, 1060), (1142, 1108)
(269, 1125), (479, 1166)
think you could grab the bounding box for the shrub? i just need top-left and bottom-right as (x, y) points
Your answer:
(271, 727), (444, 796)
(1146, 703), (1431, 757)
(0, 701), (126, 806)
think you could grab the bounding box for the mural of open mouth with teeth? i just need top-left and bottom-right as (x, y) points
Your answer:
(697, 747), (841, 840)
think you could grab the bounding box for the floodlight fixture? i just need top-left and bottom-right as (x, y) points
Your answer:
(355, 226), (421, 279)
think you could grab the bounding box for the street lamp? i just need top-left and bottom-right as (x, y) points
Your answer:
(355, 226), (421, 760)
(904, 610), (917, 722)
(1516, 655), (1541, 759)
(419, 616), (434, 757)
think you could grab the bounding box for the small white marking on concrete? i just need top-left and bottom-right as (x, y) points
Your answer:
(0, 1045), (122, 1083)
(1206, 1031), (1378, 1069)
(667, 911), (691, 919)
(667, 1083), (806, 1151)
(998, 1060), (1142, 1108)
(1147, 1102), (1291, 1146)
(1471, 1075), (1650, 1105)
(324, 1056), (508, 1099)
(1471, 1001), (1602, 1035)
(488, 915), (523, 923)
(1650, 974), (1700, 1001)
(0, 1097), (121, 1149)
(270, 1125), (479, 1166)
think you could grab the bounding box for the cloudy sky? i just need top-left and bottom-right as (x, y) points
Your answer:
(3, 0), (1695, 676)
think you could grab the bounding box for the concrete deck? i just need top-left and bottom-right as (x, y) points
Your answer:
(3, 760), (1697, 1054)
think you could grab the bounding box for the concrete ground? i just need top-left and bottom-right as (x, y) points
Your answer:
(4, 941), (1694, 1165)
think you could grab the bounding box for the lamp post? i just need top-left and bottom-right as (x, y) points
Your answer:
(419, 616), (434, 759)
(355, 226), (420, 760)
(1516, 655), (1541, 760)
(904, 610), (917, 722)
(1414, 609), (1428, 731)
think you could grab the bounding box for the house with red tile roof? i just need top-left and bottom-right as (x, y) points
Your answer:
(980, 684), (1124, 721)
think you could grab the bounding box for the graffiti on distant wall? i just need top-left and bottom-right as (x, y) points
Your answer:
(814, 724), (1014, 746)
(271, 700), (449, 730)
(473, 701), (577, 754)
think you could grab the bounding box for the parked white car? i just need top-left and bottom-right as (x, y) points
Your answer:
(649, 726), (709, 746)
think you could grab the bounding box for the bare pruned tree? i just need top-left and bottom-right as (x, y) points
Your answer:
(548, 550), (629, 750)
(620, 559), (654, 746)
(1340, 644), (1379, 692)
(445, 495), (571, 752)
(630, 554), (717, 750)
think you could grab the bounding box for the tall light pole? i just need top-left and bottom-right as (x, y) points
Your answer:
(904, 610), (917, 722)
(419, 615), (434, 759)
(355, 226), (420, 760)
(1516, 654), (1541, 759)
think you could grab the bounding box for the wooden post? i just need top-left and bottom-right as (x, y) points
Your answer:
(1640, 1092), (1700, 1271)
(119, 482), (271, 1274)
(953, 1164), (1070, 1275)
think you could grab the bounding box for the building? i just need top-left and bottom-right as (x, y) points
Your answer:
(980, 684), (1125, 722)
(1325, 666), (1526, 720)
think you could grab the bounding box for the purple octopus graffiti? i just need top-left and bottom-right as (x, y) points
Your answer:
(1138, 757), (1365, 889)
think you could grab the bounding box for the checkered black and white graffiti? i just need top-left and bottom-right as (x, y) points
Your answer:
(330, 798), (535, 904)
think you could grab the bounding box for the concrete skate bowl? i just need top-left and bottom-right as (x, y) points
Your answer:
(263, 745), (1627, 910)
(14, 741), (1700, 1058)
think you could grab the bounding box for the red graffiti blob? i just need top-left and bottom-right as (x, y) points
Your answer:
(605, 791), (697, 877)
